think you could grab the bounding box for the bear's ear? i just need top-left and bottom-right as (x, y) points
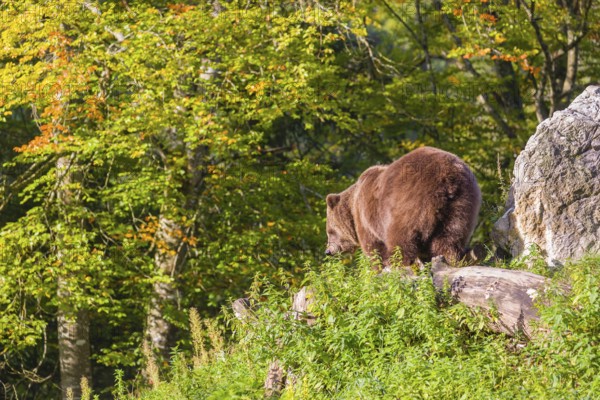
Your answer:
(326, 194), (341, 209)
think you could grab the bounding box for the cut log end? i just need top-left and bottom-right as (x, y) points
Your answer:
(291, 286), (316, 326)
(264, 359), (284, 397)
(232, 297), (255, 322)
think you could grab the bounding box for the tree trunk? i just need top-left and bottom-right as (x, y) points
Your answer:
(57, 299), (91, 400)
(143, 131), (205, 361)
(56, 155), (91, 400)
(493, 59), (525, 121)
(145, 215), (187, 359)
(432, 0), (516, 138)
(143, 2), (218, 358)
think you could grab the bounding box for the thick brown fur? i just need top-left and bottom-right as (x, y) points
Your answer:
(325, 147), (481, 268)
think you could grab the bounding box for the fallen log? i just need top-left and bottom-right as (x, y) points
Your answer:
(430, 256), (552, 337)
(233, 260), (556, 339)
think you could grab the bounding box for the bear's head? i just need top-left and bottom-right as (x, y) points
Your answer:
(325, 190), (358, 256)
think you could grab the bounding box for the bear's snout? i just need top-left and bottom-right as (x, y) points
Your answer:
(325, 244), (339, 255)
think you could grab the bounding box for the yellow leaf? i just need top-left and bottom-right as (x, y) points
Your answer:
(448, 76), (460, 85)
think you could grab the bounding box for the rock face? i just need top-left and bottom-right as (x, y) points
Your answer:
(492, 85), (600, 266)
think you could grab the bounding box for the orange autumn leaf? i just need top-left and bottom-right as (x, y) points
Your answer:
(167, 4), (195, 14)
(479, 13), (497, 23)
(14, 124), (56, 153)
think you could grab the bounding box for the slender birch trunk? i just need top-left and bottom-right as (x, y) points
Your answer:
(56, 155), (91, 400)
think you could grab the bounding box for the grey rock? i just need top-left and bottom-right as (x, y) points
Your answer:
(492, 85), (600, 266)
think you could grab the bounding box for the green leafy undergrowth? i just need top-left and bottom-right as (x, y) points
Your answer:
(130, 256), (599, 399)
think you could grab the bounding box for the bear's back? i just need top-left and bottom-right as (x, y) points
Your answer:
(384, 147), (460, 196)
(378, 147), (478, 230)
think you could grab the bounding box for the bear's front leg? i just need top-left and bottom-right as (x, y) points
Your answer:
(355, 226), (388, 270)
(385, 227), (419, 267)
(364, 240), (389, 270)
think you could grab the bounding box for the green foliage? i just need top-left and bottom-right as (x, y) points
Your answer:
(134, 256), (600, 399)
(529, 256), (600, 396)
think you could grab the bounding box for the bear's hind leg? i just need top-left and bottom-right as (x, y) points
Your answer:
(428, 190), (479, 265)
(427, 215), (472, 265)
(428, 235), (464, 265)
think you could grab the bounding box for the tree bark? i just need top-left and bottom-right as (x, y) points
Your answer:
(290, 286), (316, 326)
(56, 155), (91, 400)
(519, 0), (592, 121)
(143, 107), (207, 361)
(57, 301), (91, 400)
(264, 359), (285, 398)
(265, 288), (316, 396)
(493, 59), (525, 120)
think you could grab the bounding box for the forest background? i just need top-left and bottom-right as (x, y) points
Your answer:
(0, 0), (598, 398)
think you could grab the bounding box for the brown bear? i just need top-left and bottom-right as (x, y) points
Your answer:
(325, 146), (481, 267)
